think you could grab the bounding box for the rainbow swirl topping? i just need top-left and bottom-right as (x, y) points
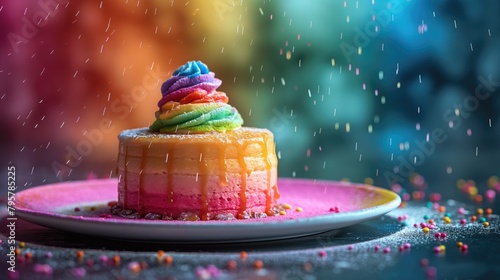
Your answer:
(150, 61), (243, 133)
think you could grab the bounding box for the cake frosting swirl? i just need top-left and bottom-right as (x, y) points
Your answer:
(150, 61), (243, 133)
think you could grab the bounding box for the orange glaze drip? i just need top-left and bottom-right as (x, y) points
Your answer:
(138, 145), (147, 215)
(218, 145), (228, 186)
(123, 146), (128, 208)
(262, 140), (273, 215)
(237, 143), (247, 218)
(199, 147), (209, 220)
(273, 184), (280, 200)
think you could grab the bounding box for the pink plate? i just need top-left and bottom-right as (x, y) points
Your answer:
(15, 178), (400, 242)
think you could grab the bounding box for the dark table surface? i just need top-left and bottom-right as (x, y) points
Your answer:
(1, 190), (499, 280)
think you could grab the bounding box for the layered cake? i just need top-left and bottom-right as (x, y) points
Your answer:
(115, 61), (279, 220)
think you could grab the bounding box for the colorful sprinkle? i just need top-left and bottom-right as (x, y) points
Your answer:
(477, 208), (484, 215)
(460, 219), (466, 225)
(329, 206), (340, 213)
(141, 261), (148, 269)
(240, 251), (248, 260)
(438, 206), (446, 213)
(428, 219), (435, 224)
(420, 258), (429, 267)
(227, 260), (237, 270)
(402, 193), (411, 201)
(19, 242), (26, 248)
(457, 207), (465, 214)
(318, 250), (327, 257)
(254, 260), (264, 269)
(112, 255), (120, 266)
(206, 265), (221, 278)
(374, 245), (380, 251)
(443, 217), (451, 224)
(485, 190), (496, 200)
(295, 207), (303, 212)
(128, 262), (141, 273)
(71, 267), (86, 278)
(422, 227), (430, 233)
(76, 250), (85, 259)
(483, 222), (490, 228)
(383, 247), (391, 254)
(282, 203), (292, 210)
(471, 215), (477, 222)
(195, 266), (210, 279)
(457, 242), (463, 248)
(303, 262), (313, 271)
(461, 244), (469, 251)
(426, 267), (437, 278)
(467, 186), (478, 196)
(17, 255), (25, 264)
(164, 256), (173, 265)
(429, 193), (441, 202)
(479, 217), (487, 223)
(486, 208), (493, 215)
(279, 210), (286, 215)
(33, 264), (53, 275)
(423, 214), (430, 220)
(404, 243), (411, 249)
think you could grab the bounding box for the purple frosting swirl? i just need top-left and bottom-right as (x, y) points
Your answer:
(158, 61), (222, 108)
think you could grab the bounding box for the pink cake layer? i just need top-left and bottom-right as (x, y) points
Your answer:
(122, 192), (270, 218)
(118, 171), (278, 218)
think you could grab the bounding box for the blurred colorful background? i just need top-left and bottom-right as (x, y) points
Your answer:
(1, 0), (499, 203)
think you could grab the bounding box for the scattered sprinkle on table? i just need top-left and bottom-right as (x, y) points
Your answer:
(254, 260), (264, 269)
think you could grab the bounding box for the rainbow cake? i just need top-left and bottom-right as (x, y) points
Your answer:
(113, 61), (279, 220)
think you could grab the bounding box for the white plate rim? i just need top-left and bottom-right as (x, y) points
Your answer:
(15, 178), (401, 242)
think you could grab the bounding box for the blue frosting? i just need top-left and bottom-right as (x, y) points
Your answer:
(173, 61), (209, 78)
